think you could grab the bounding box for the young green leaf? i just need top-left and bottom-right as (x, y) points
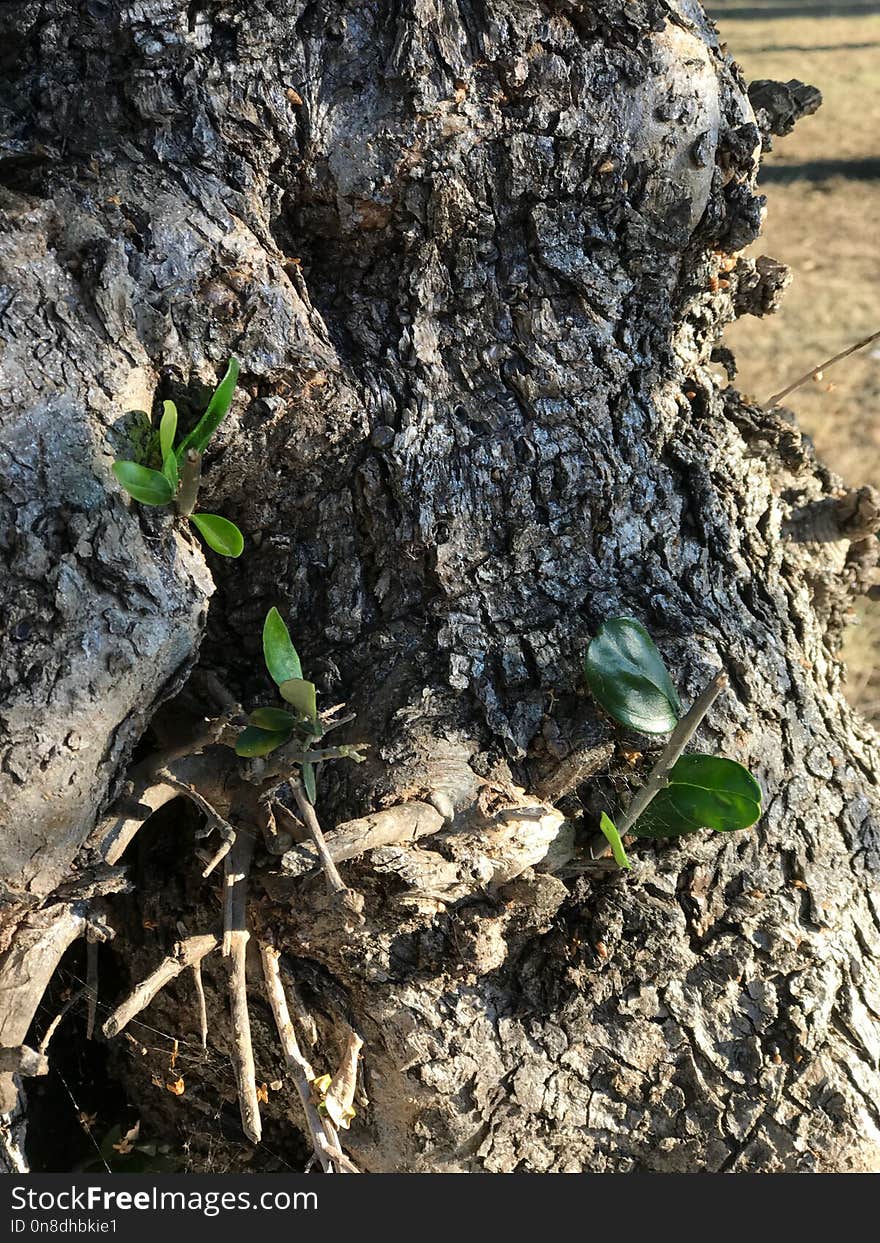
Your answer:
(585, 617), (682, 734)
(632, 754), (762, 838)
(279, 677), (317, 724)
(262, 607), (303, 685)
(301, 760), (317, 804)
(112, 460), (174, 507)
(235, 725), (291, 757)
(598, 811), (632, 870)
(189, 513), (244, 558)
(159, 400), (178, 461)
(248, 707), (298, 732)
(176, 357), (240, 459)
(162, 450), (179, 492)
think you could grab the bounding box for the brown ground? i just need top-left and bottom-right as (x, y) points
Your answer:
(710, 1), (880, 718)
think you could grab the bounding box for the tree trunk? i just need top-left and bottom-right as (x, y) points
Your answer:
(2, 0), (879, 1173)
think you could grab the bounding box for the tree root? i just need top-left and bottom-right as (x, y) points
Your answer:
(0, 902), (94, 1114)
(102, 934), (219, 1039)
(223, 831), (261, 1144)
(259, 943), (356, 1172)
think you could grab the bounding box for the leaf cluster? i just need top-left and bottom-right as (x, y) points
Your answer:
(112, 359), (243, 558)
(586, 617), (762, 859)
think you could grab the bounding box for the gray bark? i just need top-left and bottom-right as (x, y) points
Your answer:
(1, 0), (879, 1172)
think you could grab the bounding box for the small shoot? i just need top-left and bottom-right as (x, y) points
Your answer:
(584, 617), (762, 868)
(598, 812), (631, 870)
(112, 359), (244, 558)
(236, 608), (323, 804)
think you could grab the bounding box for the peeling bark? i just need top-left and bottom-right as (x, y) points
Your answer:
(1, 0), (879, 1173)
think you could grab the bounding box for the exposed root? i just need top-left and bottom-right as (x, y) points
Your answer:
(0, 903), (90, 1113)
(282, 801), (446, 879)
(259, 943), (356, 1172)
(191, 960), (208, 1050)
(291, 782), (365, 920)
(0, 1099), (28, 1174)
(93, 751), (229, 865)
(223, 831), (261, 1144)
(85, 935), (99, 1040)
(102, 934), (219, 1039)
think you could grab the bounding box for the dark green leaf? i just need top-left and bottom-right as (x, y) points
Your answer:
(159, 400), (178, 460)
(585, 617), (681, 734)
(302, 760), (317, 804)
(176, 357), (240, 459)
(599, 811), (631, 870)
(632, 754), (762, 837)
(249, 706), (299, 731)
(112, 460), (174, 507)
(189, 513), (244, 558)
(235, 725), (290, 757)
(262, 607), (303, 685)
(279, 677), (317, 723)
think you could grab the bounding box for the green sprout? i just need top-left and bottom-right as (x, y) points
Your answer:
(235, 608), (323, 802)
(112, 358), (244, 558)
(585, 617), (762, 866)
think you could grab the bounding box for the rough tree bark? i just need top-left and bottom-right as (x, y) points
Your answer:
(1, 0), (879, 1173)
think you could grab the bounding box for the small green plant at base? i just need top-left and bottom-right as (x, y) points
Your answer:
(236, 607), (324, 802)
(586, 617), (762, 868)
(112, 357), (244, 558)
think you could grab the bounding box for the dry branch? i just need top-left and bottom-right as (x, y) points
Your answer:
(192, 960), (208, 1050)
(223, 831), (261, 1144)
(102, 934), (219, 1039)
(259, 943), (354, 1173)
(290, 782), (364, 918)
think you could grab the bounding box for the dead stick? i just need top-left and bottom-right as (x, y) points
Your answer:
(102, 935), (218, 1039)
(39, 988), (87, 1055)
(290, 782), (348, 897)
(259, 944), (349, 1173)
(85, 936), (99, 1040)
(765, 327), (880, 409)
(192, 961), (208, 1050)
(224, 832), (261, 1144)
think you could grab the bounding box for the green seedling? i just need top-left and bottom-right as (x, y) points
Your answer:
(236, 608), (323, 801)
(112, 358), (244, 558)
(585, 617), (761, 859)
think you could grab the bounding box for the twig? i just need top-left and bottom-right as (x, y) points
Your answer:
(254, 743), (367, 786)
(192, 961), (208, 1050)
(39, 988), (87, 1055)
(224, 832), (261, 1144)
(259, 944), (355, 1173)
(588, 669), (728, 859)
(85, 936), (99, 1040)
(290, 782), (356, 905)
(765, 328), (880, 409)
(93, 751), (227, 865)
(102, 934), (219, 1039)
(153, 769), (238, 877)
